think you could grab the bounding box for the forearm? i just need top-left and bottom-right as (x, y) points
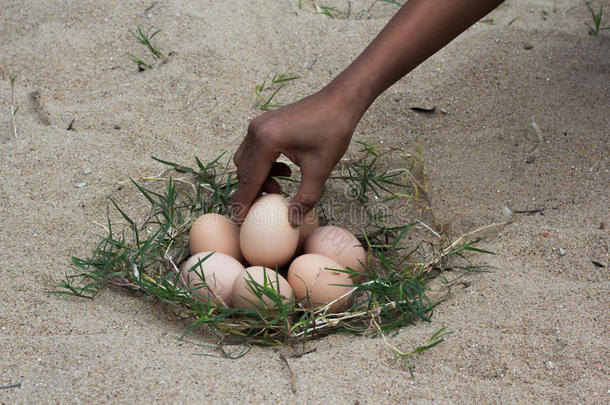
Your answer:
(233, 0), (504, 221)
(329, 0), (504, 113)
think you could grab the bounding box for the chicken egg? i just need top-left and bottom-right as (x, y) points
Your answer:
(304, 225), (367, 281)
(231, 266), (293, 310)
(181, 251), (244, 307)
(287, 253), (354, 313)
(239, 193), (299, 268)
(189, 213), (243, 262)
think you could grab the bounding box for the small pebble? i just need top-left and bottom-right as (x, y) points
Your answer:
(501, 206), (512, 217)
(545, 361), (555, 370)
(559, 248), (566, 256)
(83, 166), (92, 174)
(525, 122), (543, 143)
(525, 155), (536, 164)
(306, 58), (317, 70)
(75, 182), (87, 188)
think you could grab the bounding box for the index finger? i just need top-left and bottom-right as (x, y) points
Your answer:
(232, 150), (272, 224)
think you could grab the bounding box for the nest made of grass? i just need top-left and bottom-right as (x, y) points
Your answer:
(52, 143), (490, 356)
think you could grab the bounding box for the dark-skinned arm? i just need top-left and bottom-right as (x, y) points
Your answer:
(232, 0), (504, 224)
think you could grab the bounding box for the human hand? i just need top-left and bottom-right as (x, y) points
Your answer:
(232, 84), (365, 225)
(232, 0), (504, 224)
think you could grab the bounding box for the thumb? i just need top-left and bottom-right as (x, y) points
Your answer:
(289, 173), (325, 226)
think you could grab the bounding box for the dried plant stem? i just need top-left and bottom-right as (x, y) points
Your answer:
(294, 285), (425, 338)
(10, 79), (17, 138)
(424, 221), (507, 271)
(1, 66), (18, 138)
(415, 220), (441, 238)
(279, 352), (296, 393)
(0, 382), (21, 390)
(367, 0), (379, 12)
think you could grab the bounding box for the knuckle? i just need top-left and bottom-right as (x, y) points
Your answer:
(236, 167), (253, 185)
(297, 193), (319, 209)
(247, 116), (263, 135)
(250, 120), (280, 145)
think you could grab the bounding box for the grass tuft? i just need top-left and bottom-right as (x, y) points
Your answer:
(127, 53), (153, 71)
(308, 1), (402, 20)
(585, 2), (610, 36)
(126, 26), (164, 71)
(254, 71), (301, 111)
(129, 26), (163, 58)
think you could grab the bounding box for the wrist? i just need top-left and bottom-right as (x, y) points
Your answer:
(324, 72), (377, 123)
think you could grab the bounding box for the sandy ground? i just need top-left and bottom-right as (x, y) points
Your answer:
(1, 0), (609, 403)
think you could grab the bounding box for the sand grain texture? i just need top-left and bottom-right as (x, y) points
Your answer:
(1, 0), (609, 403)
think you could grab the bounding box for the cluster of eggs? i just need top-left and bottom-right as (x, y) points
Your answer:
(181, 194), (366, 313)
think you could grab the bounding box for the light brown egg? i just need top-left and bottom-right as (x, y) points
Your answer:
(296, 208), (320, 252)
(287, 253), (354, 313)
(231, 266), (293, 309)
(189, 213), (243, 262)
(181, 251), (244, 307)
(239, 194), (299, 268)
(303, 225), (367, 281)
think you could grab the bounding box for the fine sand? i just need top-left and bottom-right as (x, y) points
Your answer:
(1, 0), (609, 403)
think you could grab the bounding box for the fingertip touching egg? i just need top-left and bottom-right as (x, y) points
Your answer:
(181, 251), (244, 307)
(231, 266), (293, 309)
(303, 225), (367, 281)
(287, 253), (353, 313)
(189, 213), (243, 262)
(239, 194), (299, 268)
(296, 208), (320, 251)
